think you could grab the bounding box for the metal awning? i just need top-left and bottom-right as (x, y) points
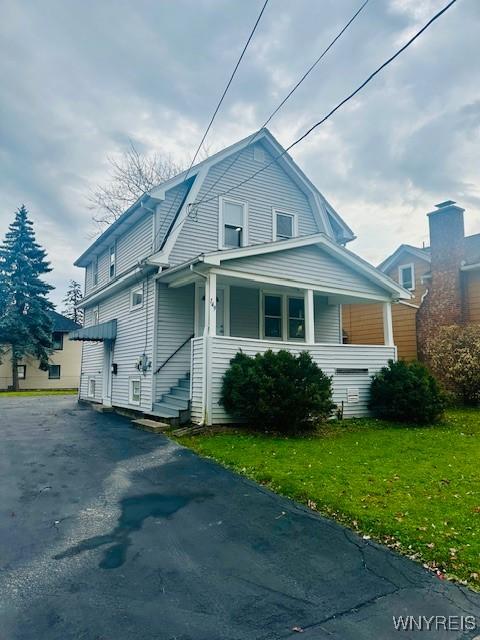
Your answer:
(69, 319), (117, 342)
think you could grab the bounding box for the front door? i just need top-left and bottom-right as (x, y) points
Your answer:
(197, 286), (226, 336)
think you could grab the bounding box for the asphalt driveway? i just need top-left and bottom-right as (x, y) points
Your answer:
(0, 396), (479, 639)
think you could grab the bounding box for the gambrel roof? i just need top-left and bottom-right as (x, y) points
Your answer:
(75, 128), (355, 267)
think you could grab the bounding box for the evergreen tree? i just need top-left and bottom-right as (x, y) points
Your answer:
(0, 205), (54, 390)
(62, 280), (83, 325)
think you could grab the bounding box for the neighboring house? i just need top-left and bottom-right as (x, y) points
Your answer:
(343, 200), (480, 361)
(0, 310), (81, 390)
(71, 128), (410, 424)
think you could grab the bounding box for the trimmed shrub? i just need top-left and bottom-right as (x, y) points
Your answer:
(220, 349), (335, 433)
(369, 359), (446, 424)
(426, 324), (480, 406)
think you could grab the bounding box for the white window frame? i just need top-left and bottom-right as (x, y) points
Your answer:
(272, 209), (298, 241)
(109, 243), (116, 280)
(48, 364), (61, 380)
(92, 306), (100, 326)
(398, 263), (415, 291)
(130, 284), (144, 311)
(260, 290), (306, 342)
(17, 364), (26, 380)
(87, 376), (96, 398)
(129, 377), (141, 406)
(218, 197), (248, 249)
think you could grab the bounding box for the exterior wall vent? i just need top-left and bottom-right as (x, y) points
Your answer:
(346, 388), (360, 404)
(335, 368), (369, 375)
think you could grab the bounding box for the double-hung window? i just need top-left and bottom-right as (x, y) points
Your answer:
(273, 210), (297, 241)
(17, 365), (26, 380)
(264, 295), (282, 339)
(219, 198), (247, 249)
(263, 294), (305, 341)
(109, 244), (116, 279)
(288, 297), (305, 340)
(398, 263), (414, 290)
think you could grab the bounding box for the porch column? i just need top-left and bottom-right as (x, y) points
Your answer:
(382, 301), (394, 346)
(206, 271), (217, 337)
(305, 289), (315, 344)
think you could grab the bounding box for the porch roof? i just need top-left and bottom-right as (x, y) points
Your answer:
(156, 233), (411, 301)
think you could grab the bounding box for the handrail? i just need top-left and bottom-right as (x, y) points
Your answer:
(154, 334), (194, 374)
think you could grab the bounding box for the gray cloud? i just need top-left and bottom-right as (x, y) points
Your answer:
(0, 0), (479, 303)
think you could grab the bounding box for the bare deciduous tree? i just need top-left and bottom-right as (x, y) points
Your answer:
(88, 141), (184, 232)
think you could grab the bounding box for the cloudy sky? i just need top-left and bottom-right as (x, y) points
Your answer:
(1, 0), (479, 307)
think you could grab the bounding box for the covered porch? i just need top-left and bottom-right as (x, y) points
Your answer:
(155, 235), (407, 424)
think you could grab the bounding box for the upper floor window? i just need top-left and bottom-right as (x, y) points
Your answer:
(219, 197), (248, 249)
(109, 244), (116, 279)
(273, 210), (297, 241)
(52, 331), (64, 350)
(93, 306), (99, 325)
(92, 258), (98, 287)
(398, 263), (414, 290)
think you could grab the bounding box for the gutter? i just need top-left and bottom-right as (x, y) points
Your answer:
(461, 262), (480, 272)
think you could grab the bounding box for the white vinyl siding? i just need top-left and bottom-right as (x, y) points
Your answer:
(116, 213), (153, 274)
(191, 336), (396, 424)
(79, 274), (155, 411)
(154, 283), (195, 400)
(225, 245), (386, 298)
(168, 143), (322, 265)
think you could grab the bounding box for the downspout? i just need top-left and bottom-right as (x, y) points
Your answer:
(190, 264), (210, 426)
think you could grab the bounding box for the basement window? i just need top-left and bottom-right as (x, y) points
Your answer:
(129, 378), (141, 406)
(88, 377), (96, 398)
(398, 263), (414, 290)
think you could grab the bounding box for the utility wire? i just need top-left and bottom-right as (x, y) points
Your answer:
(152, 0), (269, 250)
(191, 0), (370, 213)
(191, 0), (457, 209)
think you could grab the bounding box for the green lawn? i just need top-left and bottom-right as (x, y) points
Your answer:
(0, 389), (78, 397)
(179, 409), (480, 590)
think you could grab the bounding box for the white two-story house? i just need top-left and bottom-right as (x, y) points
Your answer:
(71, 129), (409, 424)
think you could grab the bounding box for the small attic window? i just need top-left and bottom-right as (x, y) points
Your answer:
(253, 145), (265, 163)
(399, 263), (414, 290)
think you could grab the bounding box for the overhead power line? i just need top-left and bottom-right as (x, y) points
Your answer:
(191, 0), (458, 209)
(192, 0), (370, 212)
(152, 0), (269, 249)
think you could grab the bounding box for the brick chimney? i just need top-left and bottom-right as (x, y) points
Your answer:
(417, 200), (466, 360)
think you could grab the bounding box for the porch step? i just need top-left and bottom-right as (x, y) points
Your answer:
(170, 386), (190, 400)
(159, 393), (189, 410)
(153, 373), (191, 422)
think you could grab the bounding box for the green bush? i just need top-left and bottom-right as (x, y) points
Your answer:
(220, 349), (335, 433)
(369, 359), (446, 424)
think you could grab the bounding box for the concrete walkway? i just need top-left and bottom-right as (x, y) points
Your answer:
(0, 395), (479, 639)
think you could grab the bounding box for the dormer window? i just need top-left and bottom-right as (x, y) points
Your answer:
(399, 263), (414, 290)
(109, 244), (116, 279)
(273, 210), (297, 241)
(219, 198), (248, 249)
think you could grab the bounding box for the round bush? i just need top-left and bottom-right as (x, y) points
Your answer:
(369, 359), (446, 424)
(220, 349), (335, 433)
